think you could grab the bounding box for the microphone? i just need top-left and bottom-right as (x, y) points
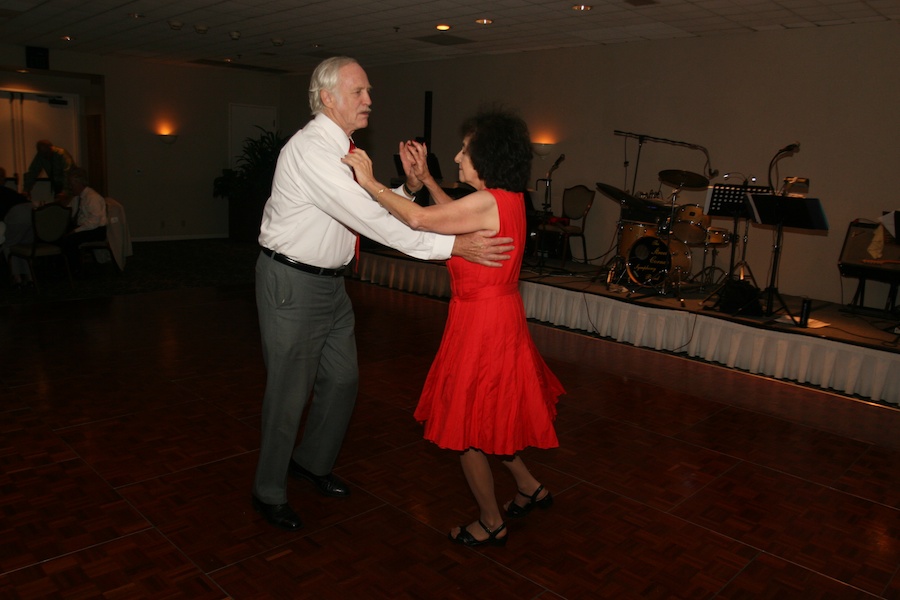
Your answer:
(779, 143), (800, 154)
(547, 153), (565, 178)
(723, 172), (757, 184)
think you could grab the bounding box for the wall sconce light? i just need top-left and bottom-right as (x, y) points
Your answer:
(532, 143), (555, 157)
(157, 134), (178, 145)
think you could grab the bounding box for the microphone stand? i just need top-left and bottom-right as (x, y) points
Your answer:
(762, 147), (799, 321)
(534, 155), (565, 274)
(534, 177), (552, 274)
(614, 130), (719, 191)
(631, 134), (645, 193)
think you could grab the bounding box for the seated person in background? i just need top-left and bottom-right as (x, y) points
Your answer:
(2, 202), (36, 288)
(0, 166), (28, 220)
(23, 139), (76, 201)
(58, 167), (107, 274)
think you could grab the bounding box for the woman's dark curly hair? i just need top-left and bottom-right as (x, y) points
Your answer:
(459, 106), (532, 192)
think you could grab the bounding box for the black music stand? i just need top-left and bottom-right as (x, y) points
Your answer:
(704, 183), (772, 283)
(701, 184), (771, 311)
(747, 193), (828, 318)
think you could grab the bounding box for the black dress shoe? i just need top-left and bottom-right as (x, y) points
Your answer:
(251, 496), (303, 531)
(289, 460), (350, 497)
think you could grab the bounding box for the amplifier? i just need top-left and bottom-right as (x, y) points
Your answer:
(838, 220), (899, 313)
(838, 220), (900, 282)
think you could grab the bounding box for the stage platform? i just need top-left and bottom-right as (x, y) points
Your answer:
(355, 247), (900, 407)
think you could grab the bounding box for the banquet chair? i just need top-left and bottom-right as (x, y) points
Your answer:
(78, 197), (131, 271)
(536, 184), (595, 267)
(8, 203), (73, 293)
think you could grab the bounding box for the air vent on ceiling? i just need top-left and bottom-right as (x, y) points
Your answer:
(189, 59), (289, 74)
(414, 34), (473, 46)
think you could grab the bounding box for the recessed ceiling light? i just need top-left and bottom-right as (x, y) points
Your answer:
(127, 12), (145, 19)
(475, 18), (493, 25)
(168, 20), (183, 31)
(436, 24), (451, 31)
(572, 4), (593, 10)
(60, 35), (75, 42)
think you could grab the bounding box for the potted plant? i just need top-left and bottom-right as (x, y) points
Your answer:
(214, 126), (288, 242)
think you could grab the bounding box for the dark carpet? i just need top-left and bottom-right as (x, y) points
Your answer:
(1, 239), (261, 307)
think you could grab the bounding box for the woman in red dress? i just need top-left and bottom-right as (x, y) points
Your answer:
(343, 108), (564, 547)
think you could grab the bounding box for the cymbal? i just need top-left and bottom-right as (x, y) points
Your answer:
(595, 182), (643, 209)
(658, 169), (709, 190)
(596, 182), (669, 224)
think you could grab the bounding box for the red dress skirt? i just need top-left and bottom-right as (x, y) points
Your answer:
(413, 189), (564, 455)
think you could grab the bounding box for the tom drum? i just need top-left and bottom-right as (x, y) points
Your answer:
(626, 236), (692, 286)
(704, 227), (731, 247)
(672, 204), (710, 244)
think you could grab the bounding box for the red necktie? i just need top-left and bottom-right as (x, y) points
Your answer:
(349, 140), (360, 271)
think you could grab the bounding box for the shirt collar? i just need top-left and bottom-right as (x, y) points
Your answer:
(315, 112), (353, 150)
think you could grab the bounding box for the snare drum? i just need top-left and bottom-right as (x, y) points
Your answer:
(626, 236), (692, 286)
(704, 227), (731, 247)
(672, 204), (710, 244)
(618, 221), (658, 257)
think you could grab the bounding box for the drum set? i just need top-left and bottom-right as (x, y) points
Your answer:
(597, 169), (732, 294)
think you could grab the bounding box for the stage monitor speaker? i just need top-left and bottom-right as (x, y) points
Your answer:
(715, 279), (763, 316)
(26, 46), (50, 70)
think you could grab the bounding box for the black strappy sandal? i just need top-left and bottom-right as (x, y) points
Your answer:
(449, 520), (508, 547)
(505, 484), (553, 518)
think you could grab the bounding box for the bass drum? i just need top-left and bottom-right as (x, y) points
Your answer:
(618, 221), (658, 257)
(626, 236), (692, 286)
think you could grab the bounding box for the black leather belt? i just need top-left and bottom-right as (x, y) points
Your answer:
(262, 248), (344, 277)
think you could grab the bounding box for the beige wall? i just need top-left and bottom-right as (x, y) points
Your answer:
(0, 45), (281, 241)
(2, 20), (898, 305)
(361, 21), (899, 305)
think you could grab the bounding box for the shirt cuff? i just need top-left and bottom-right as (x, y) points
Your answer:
(392, 184), (415, 201)
(431, 233), (455, 260)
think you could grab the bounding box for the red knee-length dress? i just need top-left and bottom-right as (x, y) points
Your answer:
(413, 188), (564, 455)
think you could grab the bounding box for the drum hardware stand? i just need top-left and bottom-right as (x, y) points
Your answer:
(661, 188), (680, 240)
(599, 253), (629, 289)
(654, 177), (695, 304)
(590, 223), (627, 287)
(691, 245), (726, 292)
(589, 189), (634, 286)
